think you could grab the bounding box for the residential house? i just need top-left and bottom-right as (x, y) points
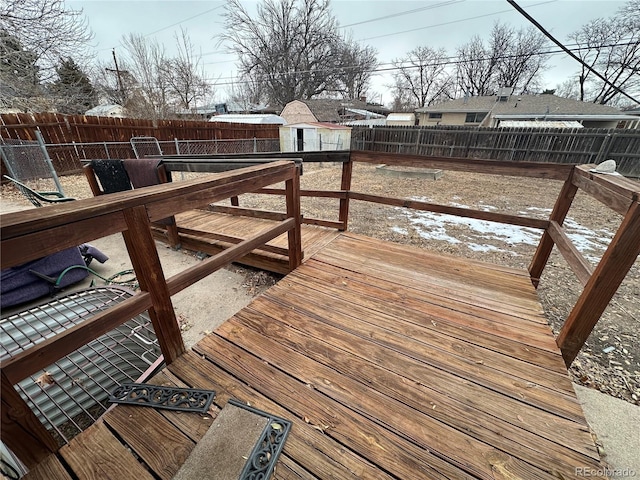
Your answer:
(280, 99), (389, 125)
(416, 91), (638, 129)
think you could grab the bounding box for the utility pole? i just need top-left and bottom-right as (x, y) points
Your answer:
(106, 49), (126, 105)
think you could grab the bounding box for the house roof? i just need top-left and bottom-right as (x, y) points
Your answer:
(293, 99), (390, 122)
(208, 114), (286, 124)
(416, 94), (625, 117)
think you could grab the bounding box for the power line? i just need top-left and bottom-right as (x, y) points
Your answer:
(339, 0), (465, 28)
(203, 41), (636, 87)
(358, 0), (556, 42)
(506, 0), (639, 105)
(143, 5), (223, 37)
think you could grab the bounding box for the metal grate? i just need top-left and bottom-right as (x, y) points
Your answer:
(0, 286), (162, 444)
(230, 399), (292, 480)
(109, 383), (215, 413)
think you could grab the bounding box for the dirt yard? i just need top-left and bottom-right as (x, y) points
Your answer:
(2, 162), (638, 405)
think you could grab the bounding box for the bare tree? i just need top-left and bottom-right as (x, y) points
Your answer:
(335, 37), (378, 100)
(456, 35), (498, 96)
(391, 46), (452, 108)
(0, 0), (92, 82)
(120, 34), (172, 120)
(456, 22), (549, 96)
(568, 0), (639, 105)
(228, 75), (269, 110)
(164, 28), (212, 111)
(221, 0), (348, 105)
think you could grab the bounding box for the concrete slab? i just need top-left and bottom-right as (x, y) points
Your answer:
(172, 403), (268, 480)
(574, 384), (640, 477)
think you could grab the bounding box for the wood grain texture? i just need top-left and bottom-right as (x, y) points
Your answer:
(547, 220), (594, 286)
(21, 455), (72, 480)
(59, 422), (155, 480)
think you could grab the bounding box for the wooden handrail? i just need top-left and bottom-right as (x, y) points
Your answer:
(349, 192), (549, 230)
(0, 161), (302, 467)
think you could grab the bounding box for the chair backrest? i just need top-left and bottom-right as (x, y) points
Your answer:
(83, 159), (180, 248)
(84, 159), (133, 195)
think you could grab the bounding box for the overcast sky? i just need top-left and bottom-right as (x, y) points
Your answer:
(70, 0), (626, 106)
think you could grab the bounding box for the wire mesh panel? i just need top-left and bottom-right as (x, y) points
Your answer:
(0, 286), (162, 445)
(131, 136), (163, 158)
(0, 139), (62, 193)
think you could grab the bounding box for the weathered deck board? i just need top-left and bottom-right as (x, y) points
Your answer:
(25, 232), (606, 479)
(171, 209), (340, 274)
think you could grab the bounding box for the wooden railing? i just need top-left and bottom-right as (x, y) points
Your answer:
(347, 151), (639, 366)
(1, 150), (638, 469)
(192, 150), (638, 368)
(0, 161), (302, 468)
(161, 151), (351, 231)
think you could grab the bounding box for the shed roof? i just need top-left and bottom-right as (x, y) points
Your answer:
(284, 122), (351, 130)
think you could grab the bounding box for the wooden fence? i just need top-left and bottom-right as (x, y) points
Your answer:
(351, 126), (640, 177)
(0, 113), (279, 144)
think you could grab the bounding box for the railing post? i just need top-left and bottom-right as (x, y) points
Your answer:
(286, 165), (302, 270)
(338, 154), (353, 231)
(122, 205), (185, 363)
(557, 200), (640, 367)
(1, 370), (58, 468)
(528, 168), (578, 287)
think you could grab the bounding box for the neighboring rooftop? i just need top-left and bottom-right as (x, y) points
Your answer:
(416, 94), (628, 116)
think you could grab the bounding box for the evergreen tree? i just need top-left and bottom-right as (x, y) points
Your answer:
(0, 29), (40, 109)
(51, 57), (96, 113)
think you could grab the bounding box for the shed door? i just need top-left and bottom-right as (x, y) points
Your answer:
(294, 128), (317, 151)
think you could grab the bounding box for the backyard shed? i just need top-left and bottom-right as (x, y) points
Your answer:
(280, 122), (351, 152)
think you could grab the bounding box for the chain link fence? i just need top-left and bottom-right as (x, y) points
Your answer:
(1, 138), (282, 178)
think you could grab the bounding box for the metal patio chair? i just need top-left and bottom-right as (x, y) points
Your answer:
(3, 175), (75, 207)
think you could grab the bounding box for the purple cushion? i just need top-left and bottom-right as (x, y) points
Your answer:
(1, 247), (89, 308)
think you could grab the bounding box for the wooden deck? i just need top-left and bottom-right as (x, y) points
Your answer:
(25, 233), (606, 480)
(170, 209), (340, 274)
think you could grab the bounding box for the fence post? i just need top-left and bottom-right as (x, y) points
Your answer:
(253, 137), (257, 153)
(34, 129), (65, 195)
(339, 154), (353, 231)
(174, 138), (181, 155)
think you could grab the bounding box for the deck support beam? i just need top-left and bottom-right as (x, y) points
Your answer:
(339, 157), (353, 231)
(122, 205), (185, 364)
(286, 165), (303, 270)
